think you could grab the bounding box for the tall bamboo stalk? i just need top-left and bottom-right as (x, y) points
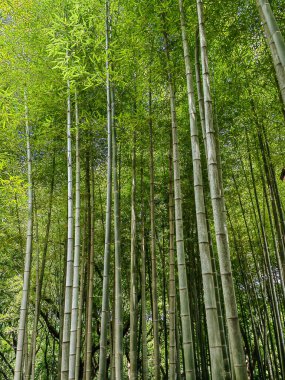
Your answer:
(74, 238), (85, 380)
(244, 130), (283, 377)
(195, 33), (231, 378)
(69, 90), (81, 380)
(112, 85), (123, 379)
(61, 79), (74, 380)
(130, 131), (138, 379)
(162, 20), (195, 379)
(161, 228), (168, 379)
(256, 127), (285, 284)
(196, 1), (247, 378)
(14, 91), (33, 380)
(98, 0), (112, 377)
(256, 3), (285, 110)
(83, 151), (91, 380)
(257, 0), (285, 68)
(26, 197), (39, 380)
(28, 155), (55, 380)
(58, 235), (67, 380)
(168, 146), (177, 379)
(179, 1), (225, 377)
(85, 149), (95, 380)
(149, 89), (161, 380)
(140, 166), (148, 380)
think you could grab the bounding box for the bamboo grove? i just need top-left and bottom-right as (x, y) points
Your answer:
(0, 0), (285, 378)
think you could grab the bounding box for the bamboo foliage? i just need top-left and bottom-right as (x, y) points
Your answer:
(4, 0), (285, 379)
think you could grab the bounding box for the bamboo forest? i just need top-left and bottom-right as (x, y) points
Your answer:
(1, 0), (285, 378)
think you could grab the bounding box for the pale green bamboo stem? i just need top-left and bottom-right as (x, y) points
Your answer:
(98, 0), (113, 377)
(130, 132), (138, 379)
(196, 1), (247, 378)
(14, 90), (33, 380)
(61, 79), (74, 380)
(69, 89), (81, 380)
(179, 1), (225, 378)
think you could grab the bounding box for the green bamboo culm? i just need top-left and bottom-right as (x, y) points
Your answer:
(112, 83), (123, 379)
(61, 79), (74, 380)
(68, 89), (80, 380)
(257, 0), (285, 68)
(14, 91), (34, 380)
(98, 0), (113, 377)
(196, 0), (248, 379)
(161, 13), (196, 379)
(149, 88), (161, 380)
(129, 131), (138, 379)
(178, 0), (225, 378)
